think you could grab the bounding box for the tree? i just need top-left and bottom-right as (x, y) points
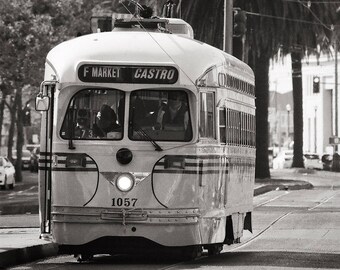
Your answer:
(1, 0), (337, 180)
(235, 0), (337, 176)
(0, 0), (93, 181)
(179, 0), (338, 178)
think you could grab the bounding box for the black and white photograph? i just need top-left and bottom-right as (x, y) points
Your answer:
(0, 0), (340, 269)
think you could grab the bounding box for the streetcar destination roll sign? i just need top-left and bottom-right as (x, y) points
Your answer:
(78, 64), (178, 84)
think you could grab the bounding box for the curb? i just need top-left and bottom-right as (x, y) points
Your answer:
(0, 243), (58, 269)
(0, 205), (39, 216)
(254, 180), (313, 196)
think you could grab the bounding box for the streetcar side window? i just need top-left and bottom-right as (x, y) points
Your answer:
(199, 92), (215, 139)
(60, 89), (124, 140)
(219, 107), (226, 143)
(225, 108), (255, 147)
(128, 90), (192, 142)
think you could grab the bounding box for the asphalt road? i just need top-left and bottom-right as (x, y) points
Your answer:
(5, 183), (340, 269)
(0, 171), (38, 215)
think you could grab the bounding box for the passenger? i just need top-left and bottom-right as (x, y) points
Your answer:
(93, 104), (122, 138)
(155, 92), (189, 131)
(117, 96), (125, 127)
(130, 93), (148, 128)
(74, 109), (91, 138)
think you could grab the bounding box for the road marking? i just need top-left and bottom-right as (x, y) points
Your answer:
(255, 191), (290, 208)
(7, 186), (37, 196)
(230, 190), (340, 253)
(227, 211), (295, 252)
(308, 190), (340, 211)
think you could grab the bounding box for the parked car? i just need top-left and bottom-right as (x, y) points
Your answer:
(272, 149), (294, 169)
(321, 154), (333, 171)
(26, 144), (40, 153)
(12, 150), (31, 170)
(30, 147), (40, 172)
(0, 156), (15, 190)
(268, 148), (274, 168)
(304, 153), (323, 170)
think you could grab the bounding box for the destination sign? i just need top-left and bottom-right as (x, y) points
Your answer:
(78, 65), (178, 84)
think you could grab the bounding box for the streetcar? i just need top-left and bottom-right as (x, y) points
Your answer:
(36, 13), (255, 260)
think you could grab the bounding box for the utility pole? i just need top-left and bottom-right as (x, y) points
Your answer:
(335, 7), (340, 154)
(332, 14), (340, 171)
(286, 104), (291, 145)
(223, 0), (233, 54)
(314, 106), (317, 153)
(335, 38), (338, 152)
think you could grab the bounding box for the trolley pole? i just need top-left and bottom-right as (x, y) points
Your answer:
(223, 0), (233, 54)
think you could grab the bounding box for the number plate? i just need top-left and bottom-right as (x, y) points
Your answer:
(112, 198), (138, 207)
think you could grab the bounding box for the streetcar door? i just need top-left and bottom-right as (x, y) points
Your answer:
(35, 80), (56, 238)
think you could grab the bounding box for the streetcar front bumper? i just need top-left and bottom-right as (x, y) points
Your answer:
(51, 205), (205, 247)
(52, 205), (200, 225)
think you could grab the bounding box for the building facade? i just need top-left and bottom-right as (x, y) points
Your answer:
(269, 54), (339, 156)
(268, 91), (293, 152)
(302, 54), (337, 155)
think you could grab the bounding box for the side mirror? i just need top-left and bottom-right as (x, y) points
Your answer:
(35, 95), (50, 111)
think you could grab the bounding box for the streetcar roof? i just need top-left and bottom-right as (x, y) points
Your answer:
(46, 31), (254, 87)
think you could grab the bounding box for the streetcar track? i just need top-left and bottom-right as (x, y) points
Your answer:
(160, 192), (296, 270)
(227, 210), (295, 252)
(9, 188), (340, 270)
(308, 190), (340, 211)
(254, 191), (290, 208)
(160, 209), (293, 270)
(229, 189), (340, 253)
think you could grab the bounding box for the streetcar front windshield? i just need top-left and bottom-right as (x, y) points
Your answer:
(61, 89), (124, 140)
(128, 90), (192, 142)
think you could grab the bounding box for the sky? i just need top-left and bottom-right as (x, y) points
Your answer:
(269, 55), (293, 94)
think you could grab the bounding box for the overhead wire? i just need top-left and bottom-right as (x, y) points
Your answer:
(246, 11), (339, 29)
(119, 0), (197, 88)
(118, 0), (198, 152)
(246, 11), (324, 26)
(296, 0), (333, 30)
(282, 0), (340, 4)
(246, 0), (339, 30)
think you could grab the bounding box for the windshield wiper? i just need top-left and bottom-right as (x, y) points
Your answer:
(136, 127), (163, 151)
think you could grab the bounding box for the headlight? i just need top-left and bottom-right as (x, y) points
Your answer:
(116, 173), (135, 192)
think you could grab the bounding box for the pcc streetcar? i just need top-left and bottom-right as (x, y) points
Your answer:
(36, 13), (255, 260)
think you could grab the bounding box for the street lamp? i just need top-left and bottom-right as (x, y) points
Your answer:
(314, 106), (318, 153)
(286, 104), (291, 145)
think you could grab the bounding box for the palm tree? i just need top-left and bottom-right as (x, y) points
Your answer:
(237, 0), (337, 175)
(179, 0), (338, 178)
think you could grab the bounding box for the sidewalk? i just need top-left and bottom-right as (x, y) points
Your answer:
(0, 169), (334, 268)
(0, 228), (58, 268)
(254, 168), (314, 196)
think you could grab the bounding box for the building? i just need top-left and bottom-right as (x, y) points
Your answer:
(268, 91), (293, 152)
(302, 54), (336, 155)
(269, 57), (294, 155)
(269, 53), (339, 156)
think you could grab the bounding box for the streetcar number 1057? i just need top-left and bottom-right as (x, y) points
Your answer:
(112, 198), (138, 207)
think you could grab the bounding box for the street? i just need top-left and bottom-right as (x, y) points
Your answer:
(3, 170), (340, 269)
(0, 171), (38, 216)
